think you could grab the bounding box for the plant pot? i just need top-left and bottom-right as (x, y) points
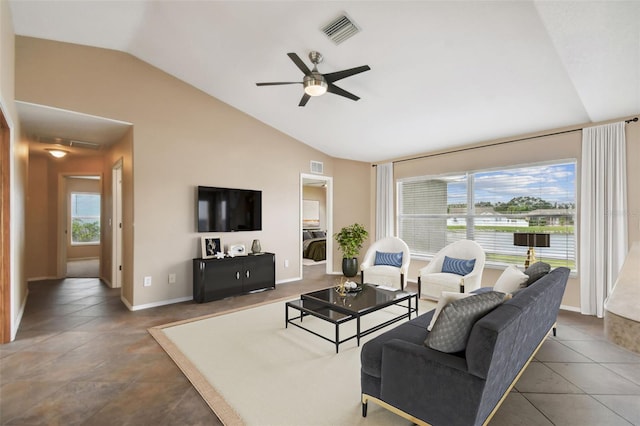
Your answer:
(342, 258), (359, 277)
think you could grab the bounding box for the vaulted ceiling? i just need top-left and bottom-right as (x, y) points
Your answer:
(9, 1), (640, 162)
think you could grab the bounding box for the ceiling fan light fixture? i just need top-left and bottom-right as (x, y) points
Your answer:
(46, 148), (68, 158)
(303, 78), (327, 97)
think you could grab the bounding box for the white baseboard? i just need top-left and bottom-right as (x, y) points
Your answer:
(125, 295), (193, 311)
(560, 304), (581, 313)
(27, 276), (59, 282)
(277, 277), (301, 284)
(11, 290), (29, 341)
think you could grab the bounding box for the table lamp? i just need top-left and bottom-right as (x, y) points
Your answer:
(513, 233), (550, 268)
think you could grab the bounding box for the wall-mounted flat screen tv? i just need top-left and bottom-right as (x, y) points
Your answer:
(197, 186), (262, 232)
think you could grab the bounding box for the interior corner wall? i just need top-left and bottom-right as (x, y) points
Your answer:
(302, 186), (327, 230)
(101, 127), (134, 303)
(15, 36), (370, 309)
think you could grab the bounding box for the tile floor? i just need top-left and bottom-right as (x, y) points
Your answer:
(1, 264), (639, 425)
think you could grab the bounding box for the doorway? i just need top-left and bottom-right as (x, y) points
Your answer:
(300, 173), (333, 278)
(59, 175), (102, 278)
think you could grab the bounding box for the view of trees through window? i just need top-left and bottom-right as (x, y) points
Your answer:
(398, 161), (576, 270)
(71, 193), (101, 244)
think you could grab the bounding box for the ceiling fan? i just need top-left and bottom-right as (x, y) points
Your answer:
(256, 51), (371, 107)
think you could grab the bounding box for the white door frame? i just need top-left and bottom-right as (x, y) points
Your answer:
(300, 173), (333, 277)
(112, 159), (123, 289)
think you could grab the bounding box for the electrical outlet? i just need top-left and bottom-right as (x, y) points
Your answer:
(168, 273), (176, 284)
(143, 276), (152, 287)
(284, 259), (289, 268)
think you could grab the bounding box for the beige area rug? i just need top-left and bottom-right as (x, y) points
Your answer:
(149, 297), (436, 425)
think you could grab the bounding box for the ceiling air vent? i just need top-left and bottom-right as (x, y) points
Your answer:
(310, 161), (324, 174)
(321, 14), (360, 45)
(69, 140), (101, 150)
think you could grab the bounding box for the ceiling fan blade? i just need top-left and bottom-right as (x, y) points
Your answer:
(287, 52), (312, 75)
(324, 65), (371, 83)
(298, 93), (311, 107)
(327, 84), (360, 101)
(256, 82), (301, 86)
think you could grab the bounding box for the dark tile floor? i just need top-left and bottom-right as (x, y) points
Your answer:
(1, 264), (639, 425)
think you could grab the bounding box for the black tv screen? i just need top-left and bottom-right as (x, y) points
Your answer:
(197, 186), (262, 232)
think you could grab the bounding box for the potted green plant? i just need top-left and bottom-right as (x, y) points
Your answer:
(334, 223), (368, 277)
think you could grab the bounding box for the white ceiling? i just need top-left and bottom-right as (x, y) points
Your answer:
(9, 1), (640, 163)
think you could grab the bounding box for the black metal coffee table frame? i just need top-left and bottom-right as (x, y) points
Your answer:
(285, 284), (418, 353)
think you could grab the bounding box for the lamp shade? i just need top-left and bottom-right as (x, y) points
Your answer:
(513, 233), (550, 248)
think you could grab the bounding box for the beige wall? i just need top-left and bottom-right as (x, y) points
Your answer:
(1, 0), (29, 340)
(331, 158), (372, 272)
(25, 154), (50, 279)
(15, 37), (371, 308)
(390, 120), (640, 310)
(302, 186), (327, 230)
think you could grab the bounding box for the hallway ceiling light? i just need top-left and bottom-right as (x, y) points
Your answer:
(46, 148), (68, 158)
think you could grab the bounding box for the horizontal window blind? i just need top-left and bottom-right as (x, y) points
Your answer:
(397, 161), (576, 270)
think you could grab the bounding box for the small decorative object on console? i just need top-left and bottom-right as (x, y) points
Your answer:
(229, 244), (246, 257)
(251, 239), (262, 254)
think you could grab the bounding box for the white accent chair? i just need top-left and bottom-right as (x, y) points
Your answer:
(418, 240), (486, 300)
(360, 237), (411, 289)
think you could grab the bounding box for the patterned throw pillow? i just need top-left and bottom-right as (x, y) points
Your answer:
(523, 261), (551, 287)
(425, 291), (505, 353)
(374, 251), (403, 268)
(441, 256), (476, 276)
(427, 291), (472, 331)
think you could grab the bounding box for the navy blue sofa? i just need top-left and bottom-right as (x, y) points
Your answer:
(360, 267), (570, 426)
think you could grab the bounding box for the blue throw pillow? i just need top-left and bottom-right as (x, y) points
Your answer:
(441, 255), (476, 276)
(374, 251), (403, 268)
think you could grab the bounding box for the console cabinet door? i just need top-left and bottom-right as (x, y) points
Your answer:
(207, 257), (244, 300)
(242, 254), (275, 292)
(193, 257), (243, 302)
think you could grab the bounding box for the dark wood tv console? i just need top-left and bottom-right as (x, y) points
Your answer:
(192, 253), (275, 303)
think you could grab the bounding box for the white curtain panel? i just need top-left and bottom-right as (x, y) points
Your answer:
(376, 162), (394, 239)
(580, 122), (628, 317)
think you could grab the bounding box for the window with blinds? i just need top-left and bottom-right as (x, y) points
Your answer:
(397, 161), (576, 270)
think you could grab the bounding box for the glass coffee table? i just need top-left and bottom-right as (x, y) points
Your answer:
(285, 284), (418, 353)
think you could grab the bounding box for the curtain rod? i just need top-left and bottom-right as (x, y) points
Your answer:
(373, 116), (638, 167)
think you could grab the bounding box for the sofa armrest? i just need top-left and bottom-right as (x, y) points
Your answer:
(379, 339), (484, 425)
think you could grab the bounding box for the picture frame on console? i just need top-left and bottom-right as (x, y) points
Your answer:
(201, 237), (221, 259)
